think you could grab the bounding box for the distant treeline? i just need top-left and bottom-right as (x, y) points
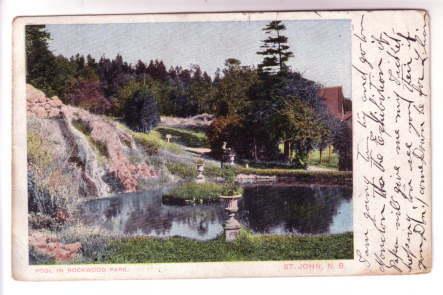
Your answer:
(26, 22), (352, 170)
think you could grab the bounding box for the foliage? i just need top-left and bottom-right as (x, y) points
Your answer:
(64, 69), (111, 114)
(307, 148), (339, 169)
(221, 166), (242, 195)
(124, 88), (160, 132)
(26, 25), (62, 97)
(25, 23), (352, 170)
(164, 161), (197, 179)
(257, 20), (294, 75)
(206, 115), (250, 159)
(27, 131), (52, 169)
(162, 182), (224, 205)
(113, 79), (143, 116)
(94, 232), (353, 263)
(212, 59), (258, 117)
(332, 121), (353, 171)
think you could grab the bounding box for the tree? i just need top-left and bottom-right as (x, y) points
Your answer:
(274, 98), (325, 167)
(124, 88), (160, 132)
(64, 74), (111, 114)
(332, 121), (352, 171)
(257, 21), (294, 75)
(26, 25), (63, 97)
(212, 59), (257, 117)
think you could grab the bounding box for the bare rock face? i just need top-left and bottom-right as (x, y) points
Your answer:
(27, 84), (64, 119)
(27, 84), (158, 197)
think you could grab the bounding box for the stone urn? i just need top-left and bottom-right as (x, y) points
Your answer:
(219, 194), (242, 241)
(166, 134), (172, 143)
(196, 163), (205, 183)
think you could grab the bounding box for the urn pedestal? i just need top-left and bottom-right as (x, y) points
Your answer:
(219, 194), (242, 241)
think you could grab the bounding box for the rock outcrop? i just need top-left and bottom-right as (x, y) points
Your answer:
(29, 231), (82, 262)
(27, 84), (158, 198)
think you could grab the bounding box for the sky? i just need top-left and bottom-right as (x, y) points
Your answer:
(46, 19), (351, 97)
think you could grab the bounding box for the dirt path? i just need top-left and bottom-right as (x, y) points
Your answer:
(306, 165), (338, 172)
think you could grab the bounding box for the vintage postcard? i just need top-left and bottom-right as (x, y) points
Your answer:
(12, 10), (431, 280)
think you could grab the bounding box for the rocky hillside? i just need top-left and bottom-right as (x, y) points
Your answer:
(27, 84), (159, 211)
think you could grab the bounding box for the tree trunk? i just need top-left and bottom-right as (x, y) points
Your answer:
(328, 146), (332, 163)
(253, 139), (258, 161)
(319, 147), (323, 164)
(283, 140), (291, 162)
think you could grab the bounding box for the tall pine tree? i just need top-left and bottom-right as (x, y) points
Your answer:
(257, 21), (294, 75)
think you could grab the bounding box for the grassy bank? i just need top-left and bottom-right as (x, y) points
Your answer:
(156, 126), (208, 148)
(132, 130), (183, 155)
(97, 232), (353, 263)
(235, 167), (352, 185)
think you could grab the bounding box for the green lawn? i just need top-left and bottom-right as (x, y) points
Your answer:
(97, 232), (353, 263)
(307, 148), (339, 169)
(235, 167), (352, 185)
(156, 126), (208, 148)
(132, 130), (183, 155)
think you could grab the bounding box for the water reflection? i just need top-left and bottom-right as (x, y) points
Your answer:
(238, 185), (352, 235)
(79, 185), (352, 240)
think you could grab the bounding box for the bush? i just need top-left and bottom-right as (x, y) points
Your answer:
(165, 161), (197, 179)
(206, 115), (250, 159)
(27, 131), (52, 168)
(124, 88), (160, 132)
(64, 79), (111, 114)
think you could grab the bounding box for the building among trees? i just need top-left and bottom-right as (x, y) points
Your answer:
(317, 86), (352, 123)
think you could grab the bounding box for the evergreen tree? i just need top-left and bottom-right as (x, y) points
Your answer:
(124, 88), (160, 132)
(257, 21), (294, 75)
(26, 25), (59, 97)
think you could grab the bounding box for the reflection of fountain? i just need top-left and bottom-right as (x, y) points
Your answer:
(219, 194), (242, 241)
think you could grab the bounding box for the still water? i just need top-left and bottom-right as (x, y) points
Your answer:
(79, 185), (352, 240)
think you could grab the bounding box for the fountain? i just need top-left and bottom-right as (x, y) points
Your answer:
(219, 166), (242, 241)
(219, 194), (242, 241)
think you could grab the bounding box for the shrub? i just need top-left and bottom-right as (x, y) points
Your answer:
(165, 161), (197, 179)
(64, 79), (111, 114)
(206, 115), (250, 159)
(124, 88), (160, 132)
(27, 131), (52, 168)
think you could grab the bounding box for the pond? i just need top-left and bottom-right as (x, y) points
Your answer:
(79, 184), (352, 240)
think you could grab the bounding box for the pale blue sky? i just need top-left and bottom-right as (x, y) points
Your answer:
(46, 20), (351, 97)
